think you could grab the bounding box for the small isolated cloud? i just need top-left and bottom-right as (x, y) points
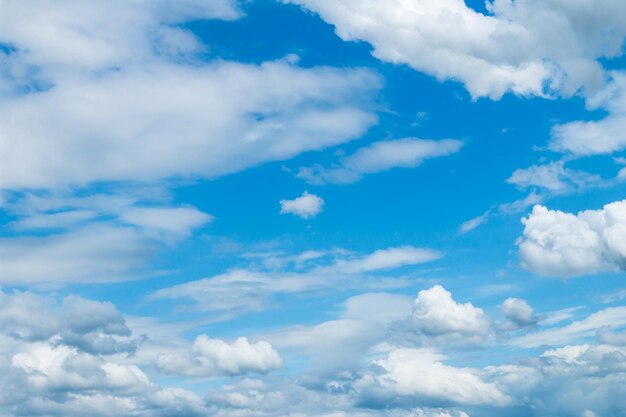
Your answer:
(458, 210), (491, 234)
(409, 285), (492, 342)
(280, 191), (325, 219)
(517, 200), (626, 277)
(500, 297), (539, 327)
(157, 335), (282, 377)
(507, 161), (601, 193)
(121, 206), (213, 237)
(297, 138), (463, 185)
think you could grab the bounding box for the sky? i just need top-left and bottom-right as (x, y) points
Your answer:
(0, 1), (626, 416)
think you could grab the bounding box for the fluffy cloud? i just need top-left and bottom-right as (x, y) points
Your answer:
(157, 335), (282, 377)
(486, 343), (626, 417)
(408, 286), (492, 342)
(0, 290), (138, 354)
(286, 0), (626, 99)
(550, 72), (626, 155)
(297, 138), (463, 185)
(355, 348), (511, 407)
(518, 201), (626, 277)
(280, 191), (325, 219)
(0, 1), (380, 190)
(0, 61), (379, 189)
(500, 298), (539, 328)
(0, 290), (213, 417)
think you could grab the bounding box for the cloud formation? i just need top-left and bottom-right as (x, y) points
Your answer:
(280, 191), (325, 219)
(518, 201), (626, 277)
(152, 246), (442, 318)
(409, 285), (492, 342)
(0, 1), (380, 190)
(287, 0), (626, 99)
(157, 335), (282, 377)
(298, 138), (463, 185)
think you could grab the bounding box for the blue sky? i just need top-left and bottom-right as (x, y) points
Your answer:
(1, 1), (626, 416)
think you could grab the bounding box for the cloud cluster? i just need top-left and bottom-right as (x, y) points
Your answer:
(518, 200), (626, 277)
(355, 348), (511, 407)
(157, 335), (282, 377)
(0, 1), (380, 190)
(287, 0), (626, 99)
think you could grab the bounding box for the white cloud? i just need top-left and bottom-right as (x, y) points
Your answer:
(280, 191), (325, 219)
(500, 297), (539, 327)
(487, 343), (626, 417)
(342, 293), (414, 325)
(507, 161), (601, 193)
(120, 206), (213, 237)
(297, 138), (463, 185)
(286, 0), (626, 99)
(458, 210), (491, 234)
(513, 306), (626, 348)
(0, 191), (212, 285)
(332, 246), (443, 274)
(0, 61), (379, 189)
(0, 225), (157, 285)
(409, 285), (492, 342)
(0, 290), (138, 355)
(157, 335), (282, 377)
(0, 1), (380, 190)
(550, 72), (626, 155)
(517, 201), (626, 277)
(355, 348), (511, 406)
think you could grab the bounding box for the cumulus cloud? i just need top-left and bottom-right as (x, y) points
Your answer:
(408, 286), (492, 342)
(500, 298), (539, 328)
(517, 201), (626, 277)
(157, 335), (282, 377)
(355, 348), (511, 407)
(486, 343), (626, 417)
(286, 0), (626, 99)
(280, 191), (325, 219)
(297, 138), (463, 185)
(0, 290), (138, 354)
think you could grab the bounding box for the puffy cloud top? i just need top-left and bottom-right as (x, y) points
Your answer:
(409, 285), (491, 341)
(518, 201), (626, 277)
(280, 191), (325, 219)
(157, 335), (282, 377)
